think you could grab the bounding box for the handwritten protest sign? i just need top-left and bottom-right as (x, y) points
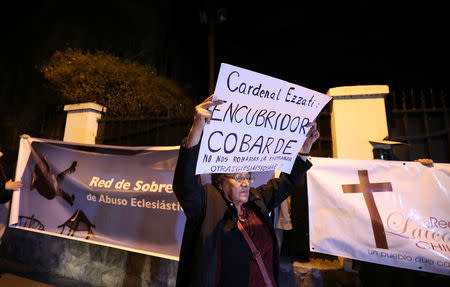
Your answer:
(196, 63), (331, 174)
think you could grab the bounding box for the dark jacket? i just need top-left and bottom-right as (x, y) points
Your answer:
(0, 161), (12, 204)
(173, 143), (312, 287)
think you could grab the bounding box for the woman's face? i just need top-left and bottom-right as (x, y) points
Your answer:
(219, 172), (252, 206)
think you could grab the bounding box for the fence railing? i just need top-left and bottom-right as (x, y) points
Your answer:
(96, 117), (192, 146)
(386, 88), (449, 162)
(20, 87), (449, 164)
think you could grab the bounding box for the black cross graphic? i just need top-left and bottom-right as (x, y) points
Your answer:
(342, 170), (393, 249)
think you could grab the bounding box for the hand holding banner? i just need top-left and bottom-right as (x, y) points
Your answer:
(196, 63), (331, 174)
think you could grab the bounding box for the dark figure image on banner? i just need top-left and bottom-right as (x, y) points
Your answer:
(28, 141), (77, 206)
(12, 135), (185, 259)
(17, 215), (45, 230)
(58, 209), (96, 239)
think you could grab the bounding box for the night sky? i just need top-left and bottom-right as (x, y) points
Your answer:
(1, 0), (448, 106)
(211, 1), (448, 90)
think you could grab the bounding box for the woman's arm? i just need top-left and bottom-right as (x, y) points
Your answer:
(173, 143), (206, 218)
(254, 156), (312, 211)
(254, 121), (319, 210)
(172, 95), (224, 217)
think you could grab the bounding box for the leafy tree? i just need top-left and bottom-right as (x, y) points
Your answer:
(38, 48), (193, 119)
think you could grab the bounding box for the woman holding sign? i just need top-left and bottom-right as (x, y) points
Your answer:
(173, 95), (319, 287)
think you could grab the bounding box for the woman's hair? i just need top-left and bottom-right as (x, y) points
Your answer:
(211, 173), (226, 189)
(211, 172), (254, 188)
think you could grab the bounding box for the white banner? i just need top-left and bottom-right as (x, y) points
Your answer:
(11, 137), (184, 260)
(196, 63), (331, 174)
(308, 157), (450, 275)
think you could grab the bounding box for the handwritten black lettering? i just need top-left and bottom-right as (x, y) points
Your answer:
(226, 71), (282, 101)
(284, 87), (317, 108)
(217, 102), (311, 135)
(206, 132), (295, 155)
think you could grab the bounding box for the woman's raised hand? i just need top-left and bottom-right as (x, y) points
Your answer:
(299, 121), (319, 158)
(193, 95), (223, 128)
(186, 95), (223, 148)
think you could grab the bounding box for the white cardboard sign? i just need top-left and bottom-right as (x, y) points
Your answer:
(196, 63), (331, 174)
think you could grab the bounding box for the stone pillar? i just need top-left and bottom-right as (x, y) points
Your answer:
(327, 85), (389, 274)
(60, 102), (111, 283)
(63, 102), (106, 144)
(328, 85), (390, 159)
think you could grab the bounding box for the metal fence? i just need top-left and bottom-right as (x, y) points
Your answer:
(93, 88), (450, 163)
(94, 108), (334, 158)
(15, 88), (448, 164)
(95, 117), (192, 147)
(385, 88), (449, 163)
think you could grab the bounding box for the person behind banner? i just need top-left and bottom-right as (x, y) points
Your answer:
(172, 95), (320, 287)
(0, 151), (22, 204)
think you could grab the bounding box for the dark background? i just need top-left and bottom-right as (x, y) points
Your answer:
(2, 0), (447, 100)
(0, 3), (448, 286)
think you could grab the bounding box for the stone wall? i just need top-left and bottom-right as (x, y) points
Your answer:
(0, 227), (178, 287)
(0, 227), (367, 287)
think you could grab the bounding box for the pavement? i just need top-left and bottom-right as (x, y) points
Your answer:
(0, 254), (347, 287)
(0, 257), (91, 287)
(0, 253), (353, 287)
(2, 254), (448, 287)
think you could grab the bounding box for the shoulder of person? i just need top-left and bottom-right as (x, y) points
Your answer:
(249, 188), (263, 200)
